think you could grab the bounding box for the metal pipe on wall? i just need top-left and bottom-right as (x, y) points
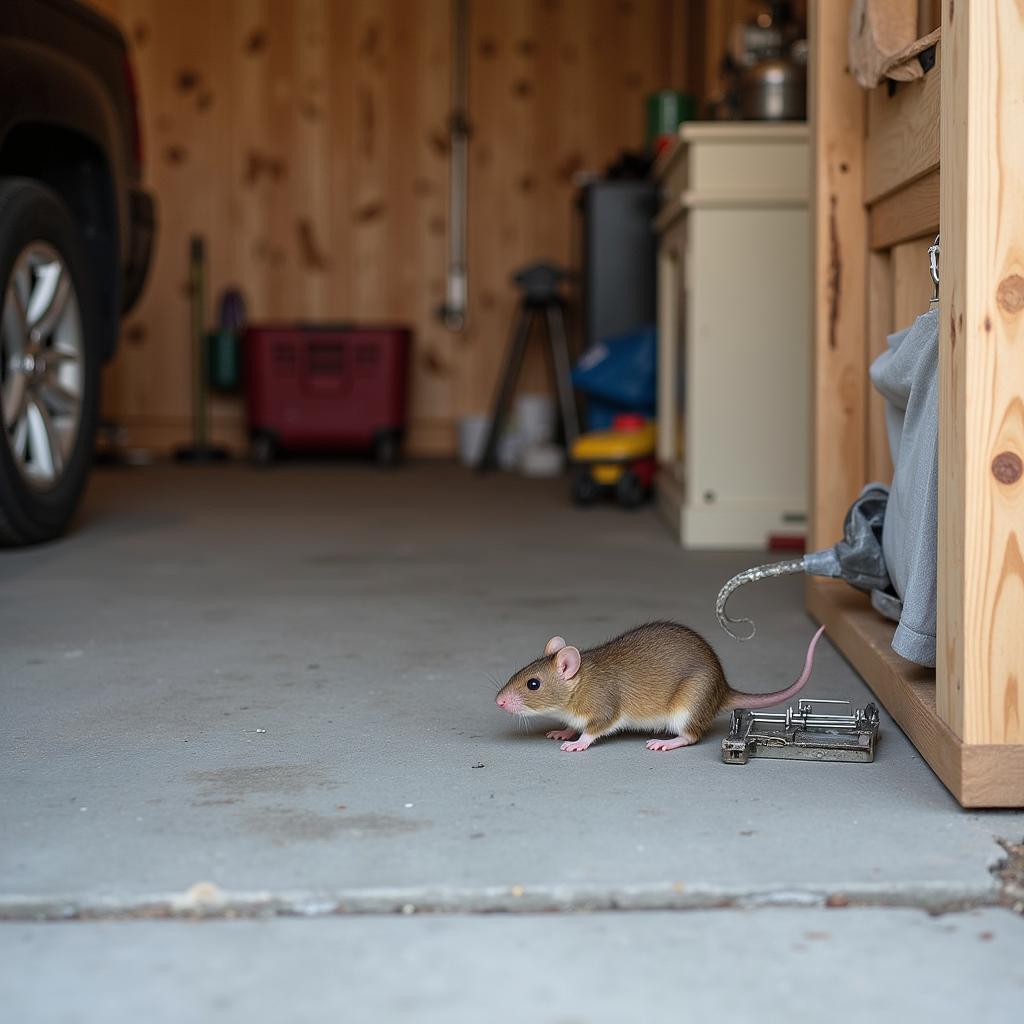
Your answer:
(440, 0), (469, 332)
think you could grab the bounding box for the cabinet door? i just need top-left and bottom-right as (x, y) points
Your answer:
(686, 206), (809, 511)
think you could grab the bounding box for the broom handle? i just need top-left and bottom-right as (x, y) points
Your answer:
(190, 236), (206, 448)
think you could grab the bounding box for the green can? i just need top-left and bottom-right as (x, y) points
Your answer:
(206, 329), (242, 393)
(646, 90), (696, 152)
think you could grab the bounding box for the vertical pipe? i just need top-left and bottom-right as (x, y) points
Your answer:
(189, 236), (206, 448)
(443, 0), (469, 331)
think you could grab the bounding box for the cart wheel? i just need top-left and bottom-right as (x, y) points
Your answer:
(570, 466), (599, 506)
(615, 470), (647, 509)
(374, 430), (401, 467)
(251, 432), (277, 465)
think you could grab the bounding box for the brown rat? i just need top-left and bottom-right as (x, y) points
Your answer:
(495, 621), (826, 752)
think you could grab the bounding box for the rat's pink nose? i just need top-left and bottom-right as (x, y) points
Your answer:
(496, 695), (508, 708)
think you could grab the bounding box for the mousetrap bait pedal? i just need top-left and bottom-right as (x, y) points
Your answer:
(721, 699), (880, 765)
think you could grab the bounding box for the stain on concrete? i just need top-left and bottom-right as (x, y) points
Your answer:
(244, 807), (428, 844)
(190, 764), (338, 800)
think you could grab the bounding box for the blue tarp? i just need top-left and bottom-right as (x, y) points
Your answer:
(572, 326), (656, 429)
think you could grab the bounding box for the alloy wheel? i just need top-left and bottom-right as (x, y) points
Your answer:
(1, 241), (84, 491)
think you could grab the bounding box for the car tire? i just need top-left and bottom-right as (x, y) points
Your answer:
(570, 466), (599, 506)
(0, 178), (101, 546)
(373, 430), (401, 468)
(615, 469), (647, 509)
(250, 431), (278, 465)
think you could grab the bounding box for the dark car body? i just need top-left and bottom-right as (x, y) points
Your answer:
(0, 0), (154, 361)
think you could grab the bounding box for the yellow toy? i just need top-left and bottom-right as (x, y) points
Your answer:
(569, 415), (657, 508)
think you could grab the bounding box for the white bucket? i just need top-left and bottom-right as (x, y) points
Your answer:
(520, 442), (565, 478)
(515, 393), (556, 445)
(457, 415), (489, 467)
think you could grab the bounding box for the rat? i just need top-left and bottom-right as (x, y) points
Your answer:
(495, 621), (826, 752)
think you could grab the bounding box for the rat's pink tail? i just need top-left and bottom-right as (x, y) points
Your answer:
(724, 625), (826, 711)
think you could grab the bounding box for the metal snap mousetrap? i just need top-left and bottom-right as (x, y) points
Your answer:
(721, 699), (880, 765)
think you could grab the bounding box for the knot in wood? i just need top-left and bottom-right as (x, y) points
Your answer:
(996, 274), (1024, 315)
(991, 450), (1023, 485)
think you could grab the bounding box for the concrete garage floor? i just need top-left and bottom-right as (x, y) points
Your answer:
(2, 464), (1022, 1021)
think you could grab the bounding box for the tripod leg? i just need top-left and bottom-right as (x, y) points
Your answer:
(478, 304), (534, 471)
(545, 302), (580, 447)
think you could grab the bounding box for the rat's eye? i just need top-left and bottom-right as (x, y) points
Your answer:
(526, 677), (541, 691)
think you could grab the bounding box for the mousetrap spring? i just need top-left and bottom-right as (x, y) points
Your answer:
(721, 699), (880, 765)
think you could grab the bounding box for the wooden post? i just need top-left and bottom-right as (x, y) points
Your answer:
(808, 0), (868, 550)
(938, 0), (1024, 745)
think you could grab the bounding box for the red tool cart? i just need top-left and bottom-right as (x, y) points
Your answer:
(244, 323), (411, 465)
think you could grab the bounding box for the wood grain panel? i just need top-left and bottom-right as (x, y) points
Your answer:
(863, 46), (940, 203)
(87, 0), (682, 456)
(890, 237), (933, 329)
(938, 0), (1024, 745)
(868, 167), (938, 250)
(865, 249), (893, 483)
(808, 0), (867, 550)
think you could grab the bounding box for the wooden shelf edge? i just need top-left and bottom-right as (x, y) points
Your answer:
(806, 579), (1024, 808)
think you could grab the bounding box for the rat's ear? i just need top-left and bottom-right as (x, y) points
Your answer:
(555, 645), (581, 681)
(544, 636), (567, 656)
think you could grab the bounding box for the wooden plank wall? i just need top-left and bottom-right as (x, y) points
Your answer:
(87, 0), (687, 457)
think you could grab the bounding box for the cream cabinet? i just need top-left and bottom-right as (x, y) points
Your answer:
(654, 123), (810, 548)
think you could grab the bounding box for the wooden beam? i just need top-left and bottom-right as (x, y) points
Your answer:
(868, 168), (939, 250)
(808, 581), (1024, 807)
(808, 0), (868, 550)
(865, 250), (893, 483)
(938, 0), (1024, 745)
(864, 48), (940, 203)
(890, 237), (934, 328)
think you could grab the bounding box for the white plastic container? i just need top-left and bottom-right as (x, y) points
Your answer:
(520, 442), (565, 478)
(514, 393), (556, 445)
(457, 415), (489, 467)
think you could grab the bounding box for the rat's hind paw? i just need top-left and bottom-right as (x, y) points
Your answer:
(546, 728), (577, 741)
(645, 734), (697, 751)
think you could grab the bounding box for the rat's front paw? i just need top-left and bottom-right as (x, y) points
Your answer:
(546, 728), (577, 741)
(560, 737), (593, 752)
